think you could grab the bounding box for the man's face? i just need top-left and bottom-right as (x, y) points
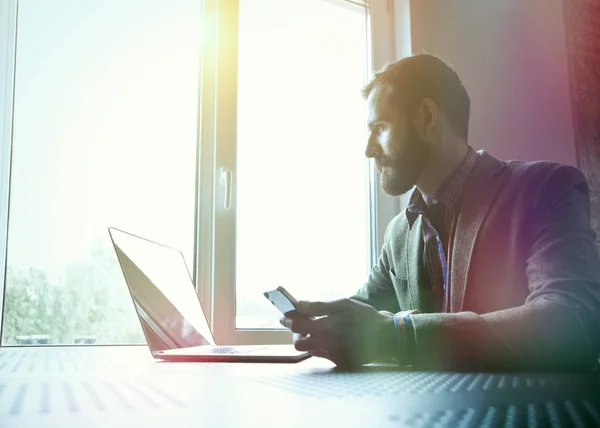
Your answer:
(365, 86), (430, 196)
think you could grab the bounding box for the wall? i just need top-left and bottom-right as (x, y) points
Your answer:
(407, 0), (577, 166)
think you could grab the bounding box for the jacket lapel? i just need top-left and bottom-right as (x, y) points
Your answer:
(405, 215), (424, 309)
(450, 151), (507, 312)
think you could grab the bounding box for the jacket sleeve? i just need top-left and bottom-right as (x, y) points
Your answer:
(407, 166), (600, 371)
(350, 227), (401, 314)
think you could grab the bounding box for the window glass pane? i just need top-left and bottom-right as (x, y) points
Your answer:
(236, 0), (370, 328)
(2, 0), (201, 345)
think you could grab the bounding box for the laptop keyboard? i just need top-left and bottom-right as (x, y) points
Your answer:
(210, 346), (269, 355)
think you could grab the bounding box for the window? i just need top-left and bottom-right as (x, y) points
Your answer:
(207, 0), (398, 345)
(0, 0), (398, 347)
(0, 0), (202, 345)
(234, 0), (372, 329)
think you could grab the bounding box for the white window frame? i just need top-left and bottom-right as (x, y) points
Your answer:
(197, 0), (402, 345)
(0, 0), (17, 341)
(0, 0), (406, 346)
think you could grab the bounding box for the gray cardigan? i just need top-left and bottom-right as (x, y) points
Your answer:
(352, 151), (600, 371)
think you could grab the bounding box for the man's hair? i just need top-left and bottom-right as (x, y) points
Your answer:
(362, 54), (470, 140)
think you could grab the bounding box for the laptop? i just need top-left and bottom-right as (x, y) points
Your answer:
(108, 227), (310, 363)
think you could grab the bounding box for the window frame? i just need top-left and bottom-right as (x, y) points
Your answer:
(0, 0), (17, 343)
(198, 0), (401, 345)
(0, 0), (404, 347)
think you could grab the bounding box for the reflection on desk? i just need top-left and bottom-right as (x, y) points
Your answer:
(0, 346), (599, 427)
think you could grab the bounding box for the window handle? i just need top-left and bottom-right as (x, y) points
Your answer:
(220, 167), (232, 209)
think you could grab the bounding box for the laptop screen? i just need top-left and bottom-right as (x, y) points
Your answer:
(109, 228), (214, 351)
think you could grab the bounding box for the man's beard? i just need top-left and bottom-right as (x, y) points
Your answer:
(378, 129), (429, 197)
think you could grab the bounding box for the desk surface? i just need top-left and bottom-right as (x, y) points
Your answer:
(1, 346), (599, 428)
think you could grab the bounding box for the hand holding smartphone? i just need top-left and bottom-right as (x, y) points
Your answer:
(263, 286), (309, 319)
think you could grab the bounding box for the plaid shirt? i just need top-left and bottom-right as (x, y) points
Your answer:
(394, 147), (477, 364)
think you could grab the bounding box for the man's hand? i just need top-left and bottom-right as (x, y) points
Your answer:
(280, 298), (396, 367)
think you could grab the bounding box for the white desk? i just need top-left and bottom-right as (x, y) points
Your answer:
(1, 346), (599, 427)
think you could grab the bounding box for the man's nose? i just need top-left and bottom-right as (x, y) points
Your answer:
(365, 135), (380, 159)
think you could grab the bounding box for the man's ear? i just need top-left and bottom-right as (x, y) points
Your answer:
(412, 98), (437, 140)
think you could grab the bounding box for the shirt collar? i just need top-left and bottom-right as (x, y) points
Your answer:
(405, 146), (478, 227)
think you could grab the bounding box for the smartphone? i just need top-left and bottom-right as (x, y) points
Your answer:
(263, 286), (308, 319)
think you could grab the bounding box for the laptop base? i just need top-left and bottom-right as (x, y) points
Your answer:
(154, 344), (311, 363)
